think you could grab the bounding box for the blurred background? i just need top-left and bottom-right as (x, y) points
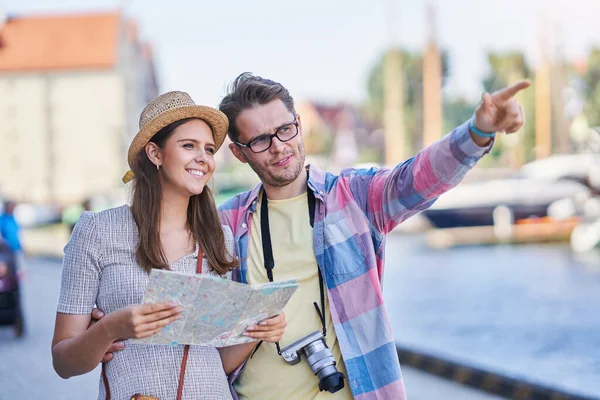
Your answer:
(0, 0), (599, 399)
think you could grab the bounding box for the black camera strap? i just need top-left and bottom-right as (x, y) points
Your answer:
(253, 177), (327, 357)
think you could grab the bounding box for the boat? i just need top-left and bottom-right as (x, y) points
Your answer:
(422, 178), (591, 228)
(422, 151), (599, 228)
(571, 217), (600, 253)
(518, 153), (600, 191)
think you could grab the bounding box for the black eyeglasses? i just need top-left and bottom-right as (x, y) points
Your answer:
(235, 119), (299, 153)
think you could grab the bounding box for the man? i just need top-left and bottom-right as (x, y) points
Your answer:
(215, 73), (528, 400)
(97, 73), (528, 399)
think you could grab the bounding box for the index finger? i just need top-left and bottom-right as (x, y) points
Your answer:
(492, 81), (530, 102)
(141, 302), (179, 315)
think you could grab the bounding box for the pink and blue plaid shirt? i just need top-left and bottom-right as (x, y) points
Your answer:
(219, 121), (491, 399)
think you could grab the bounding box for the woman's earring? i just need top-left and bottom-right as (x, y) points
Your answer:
(156, 163), (160, 171)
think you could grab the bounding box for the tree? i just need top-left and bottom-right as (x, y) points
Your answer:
(442, 97), (476, 134)
(482, 52), (531, 93)
(582, 48), (600, 127)
(364, 49), (450, 157)
(482, 51), (536, 164)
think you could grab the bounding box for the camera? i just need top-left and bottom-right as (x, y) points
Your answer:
(280, 331), (345, 393)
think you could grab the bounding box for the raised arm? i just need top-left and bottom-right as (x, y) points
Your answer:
(347, 81), (530, 234)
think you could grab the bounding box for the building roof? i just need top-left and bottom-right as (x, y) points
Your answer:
(0, 12), (121, 72)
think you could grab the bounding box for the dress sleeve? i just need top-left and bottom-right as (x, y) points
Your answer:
(57, 212), (102, 314)
(222, 225), (236, 280)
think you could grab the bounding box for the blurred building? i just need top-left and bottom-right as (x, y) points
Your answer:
(296, 101), (382, 170)
(0, 11), (158, 204)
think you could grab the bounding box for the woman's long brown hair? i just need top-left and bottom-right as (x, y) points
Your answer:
(130, 118), (238, 275)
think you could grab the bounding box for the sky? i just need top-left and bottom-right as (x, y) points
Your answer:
(1, 0), (599, 108)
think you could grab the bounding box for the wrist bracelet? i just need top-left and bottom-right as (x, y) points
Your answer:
(469, 118), (496, 138)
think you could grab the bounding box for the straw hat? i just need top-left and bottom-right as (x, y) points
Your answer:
(122, 91), (229, 183)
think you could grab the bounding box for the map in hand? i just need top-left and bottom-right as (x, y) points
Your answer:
(132, 269), (298, 347)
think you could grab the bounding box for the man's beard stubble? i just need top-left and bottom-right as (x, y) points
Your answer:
(246, 143), (306, 188)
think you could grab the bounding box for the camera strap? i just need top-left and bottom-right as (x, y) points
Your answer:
(255, 175), (327, 357)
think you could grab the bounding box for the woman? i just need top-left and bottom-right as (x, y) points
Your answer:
(51, 91), (286, 399)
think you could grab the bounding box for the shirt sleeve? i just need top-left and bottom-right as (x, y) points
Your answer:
(345, 120), (492, 234)
(57, 211), (102, 314)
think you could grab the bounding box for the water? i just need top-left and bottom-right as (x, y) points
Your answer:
(384, 234), (600, 398)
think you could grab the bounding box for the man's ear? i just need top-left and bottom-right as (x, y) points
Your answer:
(297, 114), (303, 138)
(145, 142), (161, 167)
(229, 143), (248, 164)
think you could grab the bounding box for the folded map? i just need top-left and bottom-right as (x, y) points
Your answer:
(132, 269), (298, 347)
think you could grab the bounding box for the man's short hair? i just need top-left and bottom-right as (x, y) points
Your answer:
(219, 73), (296, 142)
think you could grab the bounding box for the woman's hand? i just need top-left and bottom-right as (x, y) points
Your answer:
(104, 303), (183, 340)
(244, 312), (287, 342)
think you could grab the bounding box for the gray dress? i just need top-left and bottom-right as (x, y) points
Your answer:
(57, 205), (234, 400)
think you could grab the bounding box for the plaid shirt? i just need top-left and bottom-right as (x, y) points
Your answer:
(219, 121), (491, 399)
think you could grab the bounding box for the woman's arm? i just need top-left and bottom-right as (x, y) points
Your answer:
(52, 303), (182, 379)
(52, 211), (112, 379)
(51, 313), (118, 379)
(218, 312), (287, 375)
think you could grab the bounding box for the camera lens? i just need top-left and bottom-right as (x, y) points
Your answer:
(303, 339), (345, 393)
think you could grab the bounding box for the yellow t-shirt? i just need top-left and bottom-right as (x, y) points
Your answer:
(234, 192), (353, 400)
